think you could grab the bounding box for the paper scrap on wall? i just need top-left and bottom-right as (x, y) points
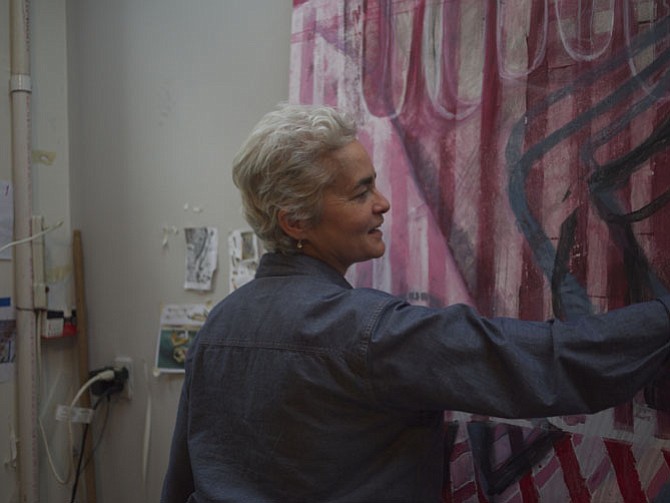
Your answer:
(154, 303), (209, 374)
(184, 227), (218, 291)
(228, 229), (262, 292)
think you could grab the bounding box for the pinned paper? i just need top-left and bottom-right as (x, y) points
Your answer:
(154, 304), (209, 373)
(184, 227), (218, 291)
(228, 229), (262, 292)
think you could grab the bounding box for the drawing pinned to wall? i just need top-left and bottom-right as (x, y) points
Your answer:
(291, 0), (670, 500)
(184, 227), (218, 291)
(0, 181), (13, 260)
(0, 298), (16, 382)
(154, 304), (209, 373)
(228, 229), (262, 292)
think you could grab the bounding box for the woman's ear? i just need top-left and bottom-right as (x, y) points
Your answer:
(278, 209), (305, 241)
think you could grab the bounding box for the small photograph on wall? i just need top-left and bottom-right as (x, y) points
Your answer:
(154, 304), (209, 373)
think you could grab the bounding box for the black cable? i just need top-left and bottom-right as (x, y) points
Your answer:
(82, 393), (112, 472)
(69, 391), (111, 503)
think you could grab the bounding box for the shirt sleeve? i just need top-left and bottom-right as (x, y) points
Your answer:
(161, 368), (195, 503)
(368, 295), (670, 419)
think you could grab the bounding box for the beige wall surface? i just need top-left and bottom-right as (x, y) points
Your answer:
(1, 1), (292, 501)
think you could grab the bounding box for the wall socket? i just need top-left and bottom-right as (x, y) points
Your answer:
(114, 356), (133, 400)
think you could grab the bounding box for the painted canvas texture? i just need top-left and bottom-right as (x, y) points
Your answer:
(290, 1), (670, 501)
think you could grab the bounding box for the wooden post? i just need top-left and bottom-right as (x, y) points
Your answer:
(73, 230), (97, 503)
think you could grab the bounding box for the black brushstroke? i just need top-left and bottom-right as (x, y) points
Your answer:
(653, 482), (670, 502)
(467, 421), (565, 497)
(505, 15), (670, 319)
(585, 114), (670, 302)
(552, 210), (578, 321)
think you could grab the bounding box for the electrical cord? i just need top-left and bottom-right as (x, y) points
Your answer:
(69, 391), (110, 503)
(69, 370), (114, 409)
(142, 359), (151, 492)
(22, 219), (120, 493)
(81, 392), (111, 472)
(0, 220), (64, 254)
(30, 220), (73, 485)
(35, 313), (72, 485)
(38, 409), (71, 484)
(67, 369), (115, 495)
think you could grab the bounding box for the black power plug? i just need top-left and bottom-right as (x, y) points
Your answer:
(89, 366), (129, 397)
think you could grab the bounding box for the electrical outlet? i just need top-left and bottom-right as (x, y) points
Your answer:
(114, 356), (133, 400)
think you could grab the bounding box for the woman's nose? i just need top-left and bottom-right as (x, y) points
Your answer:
(374, 189), (391, 213)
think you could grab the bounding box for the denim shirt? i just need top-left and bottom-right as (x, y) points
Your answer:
(162, 253), (670, 503)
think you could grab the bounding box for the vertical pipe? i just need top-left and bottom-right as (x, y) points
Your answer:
(10, 0), (40, 501)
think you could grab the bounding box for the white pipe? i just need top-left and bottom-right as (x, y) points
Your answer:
(10, 0), (40, 501)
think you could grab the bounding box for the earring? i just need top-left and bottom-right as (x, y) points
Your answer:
(297, 239), (303, 250)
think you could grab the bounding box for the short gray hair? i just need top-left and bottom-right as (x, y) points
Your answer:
(232, 103), (358, 254)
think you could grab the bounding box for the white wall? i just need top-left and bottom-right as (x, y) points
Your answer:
(1, 1), (292, 501)
(67, 2), (293, 500)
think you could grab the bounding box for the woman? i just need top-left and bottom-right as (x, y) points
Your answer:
(162, 104), (670, 503)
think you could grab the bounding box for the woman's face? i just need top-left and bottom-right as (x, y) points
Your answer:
(301, 140), (390, 274)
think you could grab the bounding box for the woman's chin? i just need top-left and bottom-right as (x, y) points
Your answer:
(369, 242), (386, 259)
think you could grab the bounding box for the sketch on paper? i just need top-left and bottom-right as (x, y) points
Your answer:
(184, 227), (218, 291)
(291, 1), (670, 500)
(228, 229), (262, 292)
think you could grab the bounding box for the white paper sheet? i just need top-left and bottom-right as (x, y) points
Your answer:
(184, 227), (218, 291)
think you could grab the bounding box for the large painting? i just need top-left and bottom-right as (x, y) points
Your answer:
(290, 1), (670, 501)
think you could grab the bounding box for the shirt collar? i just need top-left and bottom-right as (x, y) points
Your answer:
(255, 252), (353, 289)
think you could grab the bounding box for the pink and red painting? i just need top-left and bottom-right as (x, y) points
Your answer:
(290, 1), (670, 501)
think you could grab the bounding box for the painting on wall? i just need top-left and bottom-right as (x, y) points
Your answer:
(290, 0), (670, 501)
